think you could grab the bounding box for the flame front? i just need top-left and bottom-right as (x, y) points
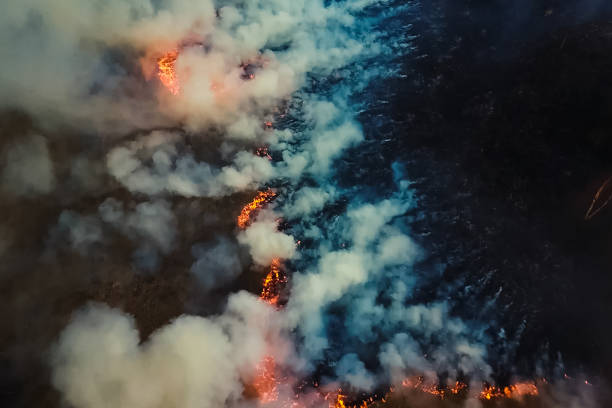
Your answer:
(399, 377), (538, 402)
(234, 189), (550, 407)
(239, 189), (283, 405)
(237, 189), (276, 229)
(157, 50), (180, 95)
(254, 259), (286, 402)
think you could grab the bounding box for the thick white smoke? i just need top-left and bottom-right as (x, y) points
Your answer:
(51, 291), (289, 408)
(106, 131), (276, 197)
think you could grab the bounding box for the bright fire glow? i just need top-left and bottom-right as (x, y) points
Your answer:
(254, 356), (279, 404)
(157, 50), (180, 95)
(332, 392), (347, 408)
(396, 377), (539, 402)
(252, 259), (286, 403)
(479, 382), (539, 400)
(260, 258), (286, 306)
(330, 391), (370, 408)
(400, 377), (459, 399)
(237, 189), (276, 229)
(322, 378), (541, 408)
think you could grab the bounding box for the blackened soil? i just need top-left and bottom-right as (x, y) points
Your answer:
(381, 1), (612, 384)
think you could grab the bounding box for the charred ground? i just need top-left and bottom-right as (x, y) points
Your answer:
(373, 4), (612, 385)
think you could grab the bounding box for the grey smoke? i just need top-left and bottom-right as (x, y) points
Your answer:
(191, 237), (243, 290)
(106, 131), (275, 198)
(336, 353), (376, 391)
(98, 198), (177, 255)
(49, 198), (177, 272)
(53, 211), (104, 255)
(1, 134), (55, 197)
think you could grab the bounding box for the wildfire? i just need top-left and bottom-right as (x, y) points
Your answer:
(397, 377), (539, 402)
(147, 41), (548, 408)
(260, 258), (287, 306)
(237, 189), (276, 229)
(239, 187), (285, 405)
(320, 377), (542, 408)
(157, 50), (180, 95)
(328, 391), (371, 408)
(400, 377), (461, 399)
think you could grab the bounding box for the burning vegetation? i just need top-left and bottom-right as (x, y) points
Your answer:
(236, 189), (548, 408)
(157, 49), (270, 95)
(157, 50), (180, 95)
(326, 379), (541, 408)
(237, 189), (276, 229)
(399, 377), (468, 399)
(238, 190), (285, 405)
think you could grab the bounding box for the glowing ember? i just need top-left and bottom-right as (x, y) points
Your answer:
(327, 391), (372, 408)
(399, 377), (538, 401)
(479, 382), (538, 400)
(450, 381), (467, 395)
(237, 189), (276, 229)
(260, 258), (286, 305)
(157, 50), (180, 95)
(331, 392), (347, 408)
(256, 147), (272, 160)
(401, 377), (448, 398)
(254, 356), (279, 403)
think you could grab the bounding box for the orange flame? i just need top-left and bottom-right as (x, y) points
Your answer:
(237, 189), (276, 229)
(157, 50), (180, 95)
(242, 188), (284, 405)
(260, 258), (286, 306)
(479, 382), (538, 400)
(331, 392), (347, 408)
(450, 381), (468, 395)
(400, 377), (450, 398)
(328, 391), (372, 408)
